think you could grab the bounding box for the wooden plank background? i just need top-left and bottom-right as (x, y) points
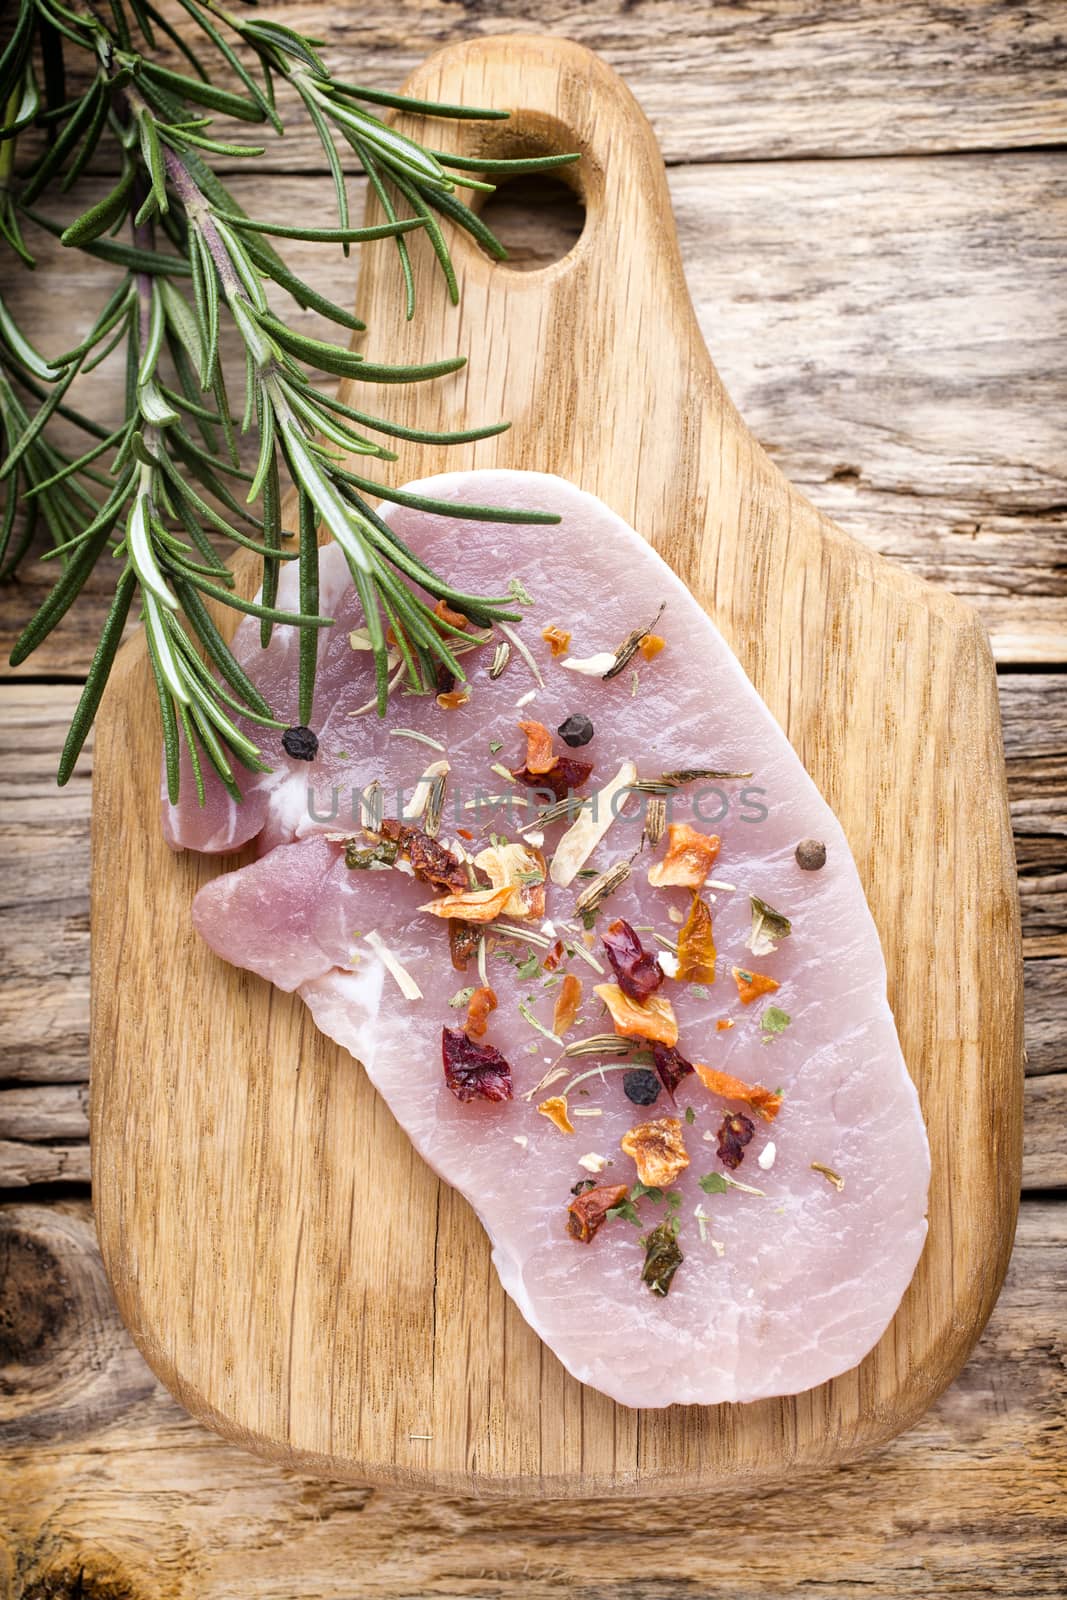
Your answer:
(1, 1), (1063, 1594)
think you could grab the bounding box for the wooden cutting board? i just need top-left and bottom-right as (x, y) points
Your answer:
(90, 35), (1023, 1495)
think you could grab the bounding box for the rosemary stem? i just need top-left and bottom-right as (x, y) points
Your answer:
(160, 144), (243, 295)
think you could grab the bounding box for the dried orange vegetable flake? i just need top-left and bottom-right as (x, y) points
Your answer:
(638, 633), (666, 661)
(621, 1116), (690, 1187)
(647, 823), (721, 890)
(542, 624), (572, 657)
(464, 985), (497, 1039)
(433, 598), (470, 630)
(517, 719), (558, 776)
(553, 973), (583, 1036)
(594, 983), (678, 1047)
(676, 893), (716, 984)
(436, 687), (471, 711)
(692, 1062), (782, 1123)
(731, 965), (780, 1005)
(538, 1096), (575, 1135)
(716, 1018), (735, 1032)
(419, 884), (514, 923)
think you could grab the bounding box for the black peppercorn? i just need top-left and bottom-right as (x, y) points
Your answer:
(282, 725), (319, 762)
(795, 838), (827, 871)
(623, 1068), (661, 1107)
(558, 713), (594, 748)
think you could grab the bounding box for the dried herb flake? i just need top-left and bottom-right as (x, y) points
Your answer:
(641, 1219), (683, 1297)
(747, 895), (792, 958)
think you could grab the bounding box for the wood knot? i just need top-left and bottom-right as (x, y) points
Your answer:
(0, 1227), (73, 1369)
(0, 1204), (157, 1447)
(19, 1567), (141, 1600)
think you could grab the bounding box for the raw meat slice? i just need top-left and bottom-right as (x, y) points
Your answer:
(185, 469), (930, 1408)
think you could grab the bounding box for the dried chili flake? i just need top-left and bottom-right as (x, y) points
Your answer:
(436, 687), (471, 711)
(464, 985), (498, 1039)
(543, 938), (567, 974)
(693, 1062), (783, 1123)
(621, 1116), (690, 1187)
(512, 755), (594, 799)
(542, 624), (572, 658)
(731, 965), (780, 1005)
(638, 633), (666, 661)
(378, 820), (469, 895)
(406, 833), (466, 894)
(517, 719), (558, 776)
(553, 973), (583, 1035)
(442, 1026), (512, 1103)
(449, 919), (481, 972)
(675, 894), (716, 984)
(457, 827), (474, 841)
(647, 823), (721, 890)
(716, 1111), (755, 1170)
(567, 1182), (629, 1243)
(602, 919), (663, 1002)
(641, 1219), (683, 1296)
(716, 1018), (735, 1032)
(652, 1042), (695, 1100)
(595, 982), (679, 1047)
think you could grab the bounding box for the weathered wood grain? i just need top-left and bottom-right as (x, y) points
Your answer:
(28, 0), (1067, 169)
(0, 685), (91, 1090)
(1024, 1075), (1067, 1191)
(4, 150), (1066, 676)
(0, 1085), (87, 1141)
(2, 1198), (1064, 1597)
(0, 1140), (91, 1189)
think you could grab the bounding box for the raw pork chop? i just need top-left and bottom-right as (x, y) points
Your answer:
(180, 470), (930, 1409)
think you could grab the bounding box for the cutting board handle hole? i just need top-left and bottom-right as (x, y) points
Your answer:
(456, 111), (590, 274)
(477, 171), (586, 272)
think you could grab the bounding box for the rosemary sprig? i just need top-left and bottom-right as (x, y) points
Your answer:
(0, 0), (579, 799)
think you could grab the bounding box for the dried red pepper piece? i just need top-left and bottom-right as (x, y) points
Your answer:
(566, 1182), (630, 1243)
(380, 819), (469, 895)
(716, 1111), (755, 1170)
(542, 938), (567, 973)
(652, 1041), (695, 1100)
(442, 1027), (513, 1103)
(511, 756), (593, 799)
(602, 918), (663, 1002)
